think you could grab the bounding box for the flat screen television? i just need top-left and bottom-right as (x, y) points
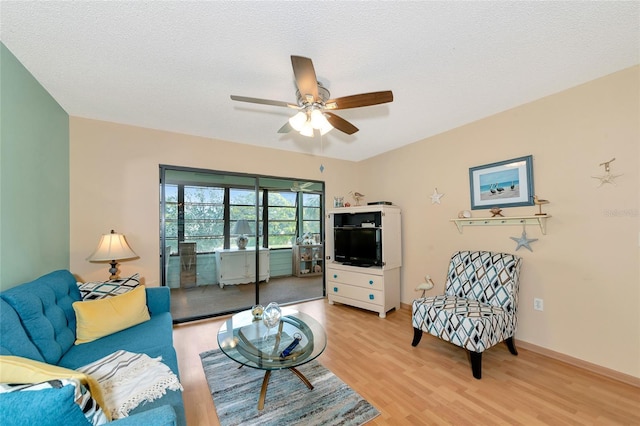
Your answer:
(333, 227), (382, 267)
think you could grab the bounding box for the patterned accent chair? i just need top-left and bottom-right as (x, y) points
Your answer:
(412, 251), (522, 379)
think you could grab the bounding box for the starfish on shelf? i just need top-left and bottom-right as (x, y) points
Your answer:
(490, 207), (503, 217)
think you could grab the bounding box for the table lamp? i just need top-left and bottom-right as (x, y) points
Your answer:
(233, 220), (252, 250)
(87, 230), (139, 279)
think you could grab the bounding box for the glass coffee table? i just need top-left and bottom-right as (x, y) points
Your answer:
(217, 308), (327, 410)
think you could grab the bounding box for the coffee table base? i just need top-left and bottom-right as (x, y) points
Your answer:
(258, 367), (314, 410)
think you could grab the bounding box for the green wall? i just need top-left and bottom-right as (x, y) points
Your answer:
(0, 43), (70, 290)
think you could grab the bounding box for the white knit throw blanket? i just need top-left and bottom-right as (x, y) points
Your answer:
(77, 350), (183, 419)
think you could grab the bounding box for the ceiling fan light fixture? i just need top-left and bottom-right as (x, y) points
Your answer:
(319, 121), (333, 136)
(310, 109), (326, 129)
(310, 110), (333, 135)
(288, 111), (307, 131)
(300, 120), (314, 137)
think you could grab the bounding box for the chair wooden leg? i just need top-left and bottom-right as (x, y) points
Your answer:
(411, 327), (423, 347)
(469, 351), (482, 379)
(505, 337), (518, 356)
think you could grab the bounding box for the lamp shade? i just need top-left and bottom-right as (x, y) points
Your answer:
(316, 114), (333, 135)
(87, 230), (138, 262)
(233, 220), (252, 235)
(288, 111), (308, 131)
(310, 109), (330, 130)
(299, 121), (314, 137)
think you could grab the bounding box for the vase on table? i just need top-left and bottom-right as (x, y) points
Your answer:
(262, 302), (281, 342)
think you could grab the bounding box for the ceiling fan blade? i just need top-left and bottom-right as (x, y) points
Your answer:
(291, 182), (313, 192)
(291, 56), (319, 102)
(325, 112), (359, 135)
(325, 91), (393, 110)
(277, 121), (293, 133)
(230, 95), (297, 109)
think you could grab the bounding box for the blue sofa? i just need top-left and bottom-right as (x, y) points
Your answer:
(0, 270), (185, 425)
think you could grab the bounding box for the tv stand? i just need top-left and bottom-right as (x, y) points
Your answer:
(326, 205), (402, 318)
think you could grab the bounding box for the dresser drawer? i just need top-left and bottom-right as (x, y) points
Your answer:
(327, 268), (383, 290)
(329, 282), (383, 305)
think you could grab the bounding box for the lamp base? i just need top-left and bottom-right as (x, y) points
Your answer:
(108, 261), (118, 280)
(236, 235), (248, 250)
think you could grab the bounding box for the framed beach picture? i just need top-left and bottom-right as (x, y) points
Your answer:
(469, 155), (534, 210)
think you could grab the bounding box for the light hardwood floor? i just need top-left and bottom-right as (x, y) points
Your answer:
(173, 299), (640, 425)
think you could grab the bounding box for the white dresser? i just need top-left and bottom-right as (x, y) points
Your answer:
(326, 205), (402, 318)
(215, 248), (270, 288)
(326, 263), (400, 319)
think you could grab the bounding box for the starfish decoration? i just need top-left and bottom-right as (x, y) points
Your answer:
(430, 188), (444, 204)
(510, 229), (538, 252)
(591, 172), (622, 187)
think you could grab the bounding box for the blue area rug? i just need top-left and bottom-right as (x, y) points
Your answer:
(200, 349), (380, 426)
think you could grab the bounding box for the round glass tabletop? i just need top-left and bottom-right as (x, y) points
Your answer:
(217, 308), (327, 371)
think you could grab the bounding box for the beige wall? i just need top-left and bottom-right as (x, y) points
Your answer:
(70, 66), (639, 378)
(69, 119), (360, 284)
(359, 66), (639, 378)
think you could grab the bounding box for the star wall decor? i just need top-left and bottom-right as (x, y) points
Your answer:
(592, 172), (622, 186)
(592, 157), (622, 186)
(430, 188), (444, 204)
(510, 229), (538, 252)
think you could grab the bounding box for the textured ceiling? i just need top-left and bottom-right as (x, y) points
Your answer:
(1, 1), (638, 161)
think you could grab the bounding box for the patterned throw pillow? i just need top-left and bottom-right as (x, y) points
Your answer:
(77, 274), (140, 300)
(0, 378), (108, 425)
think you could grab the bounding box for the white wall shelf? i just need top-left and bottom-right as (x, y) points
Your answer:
(451, 214), (551, 235)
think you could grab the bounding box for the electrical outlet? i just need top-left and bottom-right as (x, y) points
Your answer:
(534, 298), (544, 311)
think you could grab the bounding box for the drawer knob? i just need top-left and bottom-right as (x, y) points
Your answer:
(369, 280), (374, 285)
(333, 274), (338, 279)
(333, 287), (338, 293)
(369, 294), (375, 300)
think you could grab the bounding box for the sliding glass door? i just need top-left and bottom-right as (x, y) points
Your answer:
(160, 166), (324, 322)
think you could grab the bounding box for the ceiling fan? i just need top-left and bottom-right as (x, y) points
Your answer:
(290, 181), (314, 192)
(230, 55), (393, 137)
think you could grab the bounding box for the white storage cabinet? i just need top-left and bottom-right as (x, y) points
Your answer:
(326, 205), (402, 318)
(215, 248), (270, 288)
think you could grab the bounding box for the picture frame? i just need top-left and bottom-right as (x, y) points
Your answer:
(469, 155), (534, 210)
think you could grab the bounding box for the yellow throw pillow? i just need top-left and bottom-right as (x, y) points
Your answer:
(73, 285), (150, 345)
(0, 355), (111, 421)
